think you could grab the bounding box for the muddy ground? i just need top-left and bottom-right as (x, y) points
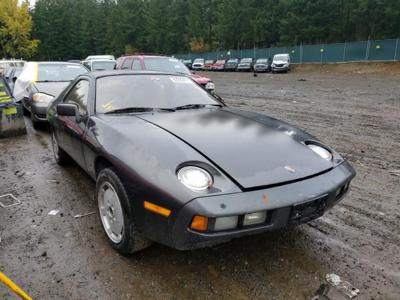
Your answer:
(0, 68), (399, 299)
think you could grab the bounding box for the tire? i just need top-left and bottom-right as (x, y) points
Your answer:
(96, 167), (151, 255)
(51, 131), (70, 165)
(31, 117), (41, 130)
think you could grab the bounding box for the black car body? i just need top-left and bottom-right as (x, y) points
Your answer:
(47, 71), (355, 254)
(224, 58), (239, 71)
(254, 58), (272, 73)
(237, 58), (254, 72)
(13, 62), (87, 128)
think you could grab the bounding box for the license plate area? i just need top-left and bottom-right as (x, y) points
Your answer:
(290, 195), (327, 225)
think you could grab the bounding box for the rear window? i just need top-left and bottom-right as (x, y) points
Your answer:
(38, 64), (87, 82)
(143, 57), (190, 75)
(92, 61), (116, 71)
(96, 74), (218, 113)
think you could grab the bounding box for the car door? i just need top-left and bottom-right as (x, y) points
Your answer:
(58, 79), (90, 168)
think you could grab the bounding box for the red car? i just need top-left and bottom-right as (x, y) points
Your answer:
(115, 55), (215, 92)
(212, 59), (227, 71)
(203, 60), (215, 71)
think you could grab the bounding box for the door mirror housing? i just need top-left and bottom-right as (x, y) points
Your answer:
(57, 103), (78, 116)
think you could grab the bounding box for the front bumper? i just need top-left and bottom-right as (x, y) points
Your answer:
(254, 65), (269, 72)
(237, 66), (252, 71)
(31, 102), (50, 122)
(171, 161), (355, 250)
(272, 65), (289, 72)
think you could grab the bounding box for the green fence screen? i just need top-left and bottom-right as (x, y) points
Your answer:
(174, 38), (400, 64)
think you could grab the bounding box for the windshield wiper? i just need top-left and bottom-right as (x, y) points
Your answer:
(104, 107), (174, 114)
(36, 80), (70, 83)
(173, 104), (223, 110)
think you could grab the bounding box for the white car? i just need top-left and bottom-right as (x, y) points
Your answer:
(192, 58), (205, 70)
(271, 54), (290, 73)
(84, 55), (115, 61)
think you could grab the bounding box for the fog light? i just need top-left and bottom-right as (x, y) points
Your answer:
(214, 216), (238, 231)
(243, 211), (267, 226)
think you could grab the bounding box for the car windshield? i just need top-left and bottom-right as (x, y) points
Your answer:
(256, 59), (268, 63)
(240, 58), (252, 63)
(227, 59), (238, 63)
(92, 61), (116, 71)
(96, 74), (218, 113)
(143, 57), (191, 75)
(205, 60), (214, 64)
(216, 60), (225, 63)
(274, 55), (288, 61)
(37, 64), (87, 82)
(194, 59), (204, 63)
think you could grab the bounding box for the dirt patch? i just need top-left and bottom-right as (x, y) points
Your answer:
(292, 61), (400, 75)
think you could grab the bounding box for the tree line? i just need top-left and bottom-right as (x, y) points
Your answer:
(2, 0), (400, 60)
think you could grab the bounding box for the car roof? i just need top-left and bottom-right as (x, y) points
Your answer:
(87, 70), (189, 79)
(119, 54), (168, 59)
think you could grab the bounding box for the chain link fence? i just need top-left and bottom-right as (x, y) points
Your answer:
(174, 38), (400, 63)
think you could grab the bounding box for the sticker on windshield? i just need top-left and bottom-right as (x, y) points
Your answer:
(102, 101), (115, 111)
(170, 76), (191, 83)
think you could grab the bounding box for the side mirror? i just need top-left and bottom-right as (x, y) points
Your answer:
(12, 76), (17, 83)
(57, 103), (78, 116)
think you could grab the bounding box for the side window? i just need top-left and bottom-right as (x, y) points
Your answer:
(132, 59), (142, 71)
(64, 80), (89, 114)
(83, 61), (91, 71)
(121, 58), (133, 70)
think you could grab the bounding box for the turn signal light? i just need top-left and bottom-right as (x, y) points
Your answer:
(190, 215), (208, 232)
(143, 201), (171, 217)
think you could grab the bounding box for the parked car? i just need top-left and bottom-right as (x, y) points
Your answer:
(3, 66), (23, 93)
(85, 55), (115, 61)
(115, 55), (214, 92)
(271, 54), (291, 73)
(237, 58), (254, 72)
(83, 59), (116, 71)
(0, 60), (25, 75)
(192, 58), (205, 70)
(224, 58), (239, 71)
(14, 62), (88, 128)
(212, 59), (226, 71)
(253, 58), (271, 73)
(48, 71), (355, 255)
(203, 60), (215, 71)
(182, 59), (192, 69)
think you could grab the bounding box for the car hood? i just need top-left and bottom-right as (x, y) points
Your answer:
(139, 108), (333, 189)
(34, 81), (70, 97)
(273, 60), (288, 64)
(190, 74), (211, 84)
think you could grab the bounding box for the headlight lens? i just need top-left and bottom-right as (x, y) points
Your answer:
(243, 211), (267, 226)
(177, 166), (213, 191)
(307, 144), (333, 161)
(32, 93), (54, 103)
(205, 82), (215, 90)
(214, 216), (238, 231)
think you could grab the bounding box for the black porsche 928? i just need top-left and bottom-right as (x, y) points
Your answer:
(47, 71), (355, 254)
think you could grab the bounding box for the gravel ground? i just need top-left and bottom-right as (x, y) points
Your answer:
(0, 69), (399, 299)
